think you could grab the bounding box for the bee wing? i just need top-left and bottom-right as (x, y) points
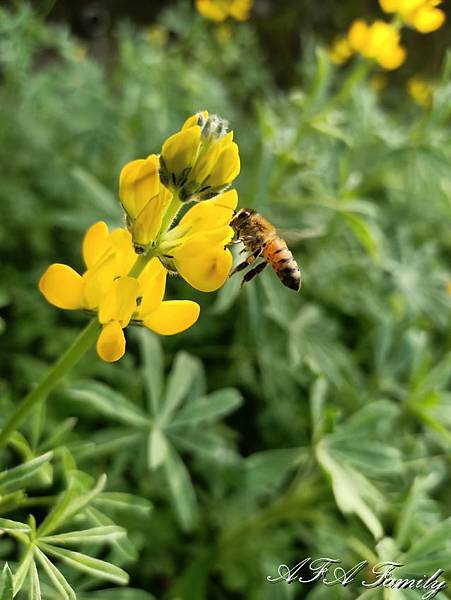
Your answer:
(276, 225), (327, 245)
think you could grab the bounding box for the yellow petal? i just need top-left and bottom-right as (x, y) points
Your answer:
(98, 276), (139, 326)
(143, 300), (200, 335)
(182, 111), (209, 131)
(348, 20), (370, 53)
(207, 142), (240, 188)
(175, 246), (233, 292)
(109, 229), (137, 276)
(161, 126), (201, 177)
(195, 0), (227, 21)
(412, 6), (445, 32)
(138, 258), (167, 316)
(133, 185), (173, 247)
(377, 43), (406, 70)
(173, 226), (234, 258)
(83, 221), (110, 269)
(190, 143), (222, 184)
(229, 0), (252, 20)
(82, 253), (117, 309)
(179, 190), (238, 232)
(97, 321), (126, 362)
(39, 264), (84, 310)
(119, 154), (160, 218)
(379, 0), (399, 12)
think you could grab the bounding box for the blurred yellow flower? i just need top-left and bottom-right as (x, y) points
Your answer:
(329, 37), (353, 65)
(196, 0), (252, 22)
(348, 19), (406, 70)
(379, 0), (445, 32)
(160, 111), (240, 202)
(39, 222), (200, 362)
(407, 76), (433, 107)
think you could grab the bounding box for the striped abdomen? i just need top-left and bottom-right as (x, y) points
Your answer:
(263, 237), (301, 291)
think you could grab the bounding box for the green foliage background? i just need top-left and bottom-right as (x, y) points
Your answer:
(1, 2), (451, 599)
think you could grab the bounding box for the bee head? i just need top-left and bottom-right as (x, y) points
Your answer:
(230, 208), (255, 230)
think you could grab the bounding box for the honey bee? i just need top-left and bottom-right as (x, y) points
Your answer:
(229, 208), (301, 291)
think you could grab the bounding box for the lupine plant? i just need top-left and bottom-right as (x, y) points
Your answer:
(1, 1), (451, 599)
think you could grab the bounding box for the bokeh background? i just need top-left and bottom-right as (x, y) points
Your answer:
(1, 1), (451, 599)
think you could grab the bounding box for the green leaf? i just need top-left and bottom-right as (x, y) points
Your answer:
(171, 388), (242, 427)
(38, 474), (106, 537)
(406, 517), (451, 560)
(0, 518), (31, 533)
(93, 493), (152, 516)
(13, 546), (34, 596)
(309, 377), (328, 441)
(29, 561), (41, 600)
(316, 440), (384, 539)
(163, 444), (198, 531)
(0, 564), (13, 600)
(160, 353), (202, 424)
(140, 330), (164, 417)
(67, 381), (149, 428)
(40, 542), (129, 585)
(245, 448), (305, 494)
(78, 590), (156, 600)
(147, 427), (168, 470)
(85, 507), (138, 563)
(40, 526), (126, 546)
(34, 547), (76, 600)
(0, 452), (53, 494)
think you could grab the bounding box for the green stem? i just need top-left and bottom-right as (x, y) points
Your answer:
(0, 319), (99, 453)
(157, 194), (183, 242)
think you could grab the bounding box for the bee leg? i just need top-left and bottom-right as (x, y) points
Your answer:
(230, 249), (261, 277)
(241, 261), (268, 286)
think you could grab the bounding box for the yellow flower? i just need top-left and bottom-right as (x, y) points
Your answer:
(329, 37), (353, 65)
(379, 0), (445, 33)
(39, 222), (200, 362)
(119, 153), (173, 252)
(407, 76), (433, 107)
(160, 111), (240, 202)
(158, 190), (238, 292)
(196, 0), (253, 22)
(348, 19), (406, 70)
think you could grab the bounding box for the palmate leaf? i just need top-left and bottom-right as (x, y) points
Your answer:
(29, 561), (41, 600)
(37, 473), (106, 537)
(0, 564), (13, 600)
(170, 388), (242, 427)
(147, 427), (169, 470)
(34, 547), (76, 600)
(159, 352), (203, 425)
(316, 440), (384, 540)
(39, 525), (126, 546)
(39, 542), (129, 585)
(0, 518), (30, 534)
(139, 330), (164, 417)
(0, 452), (53, 494)
(67, 381), (149, 428)
(163, 443), (198, 532)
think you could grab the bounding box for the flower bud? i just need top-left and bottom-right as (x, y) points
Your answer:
(159, 111), (240, 202)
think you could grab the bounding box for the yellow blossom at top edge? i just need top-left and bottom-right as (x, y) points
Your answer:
(195, 0), (253, 22)
(379, 0), (446, 32)
(329, 36), (353, 65)
(347, 19), (406, 70)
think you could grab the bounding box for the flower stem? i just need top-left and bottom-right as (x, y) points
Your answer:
(0, 319), (99, 453)
(158, 194), (183, 240)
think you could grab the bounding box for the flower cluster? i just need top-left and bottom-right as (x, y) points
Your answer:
(379, 0), (445, 33)
(195, 0), (253, 22)
(39, 111), (240, 362)
(329, 0), (445, 70)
